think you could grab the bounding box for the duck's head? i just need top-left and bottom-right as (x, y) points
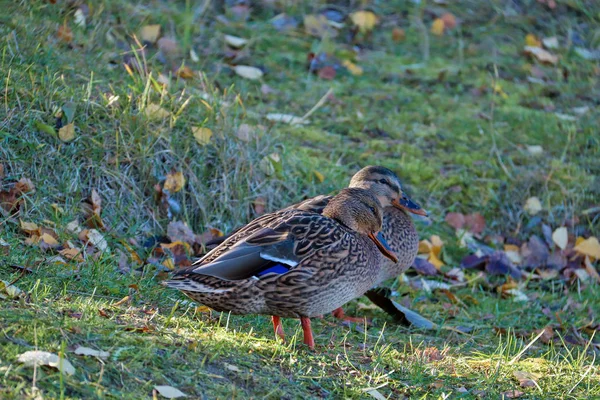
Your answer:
(323, 188), (398, 263)
(349, 165), (428, 217)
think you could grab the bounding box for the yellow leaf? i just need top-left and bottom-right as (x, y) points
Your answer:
(525, 33), (541, 48)
(350, 11), (379, 33)
(342, 60), (363, 76)
(574, 237), (600, 260)
(431, 18), (445, 36)
(145, 103), (170, 120)
(313, 170), (325, 183)
(524, 46), (559, 65)
(164, 171), (185, 193)
(192, 127), (213, 146)
(58, 123), (76, 142)
(20, 220), (40, 235)
(304, 14), (332, 38)
(59, 248), (84, 262)
(176, 66), (195, 79)
(575, 236), (585, 246)
(162, 258), (175, 271)
(418, 239), (432, 254)
(504, 244), (520, 252)
(493, 83), (508, 99)
(139, 24), (161, 44)
(40, 233), (59, 247)
(428, 252), (444, 269)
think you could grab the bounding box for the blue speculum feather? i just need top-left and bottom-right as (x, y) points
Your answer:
(256, 264), (289, 276)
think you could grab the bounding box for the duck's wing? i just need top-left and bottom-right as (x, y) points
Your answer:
(176, 225), (303, 281)
(201, 195), (334, 249)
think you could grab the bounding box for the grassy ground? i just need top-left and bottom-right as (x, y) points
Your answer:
(1, 0), (599, 398)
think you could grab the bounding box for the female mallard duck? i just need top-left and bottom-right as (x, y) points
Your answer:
(165, 188), (398, 349)
(204, 166), (427, 323)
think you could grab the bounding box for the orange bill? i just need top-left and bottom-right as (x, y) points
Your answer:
(368, 232), (398, 263)
(392, 195), (428, 216)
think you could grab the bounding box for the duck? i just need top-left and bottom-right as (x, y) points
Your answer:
(164, 188), (398, 349)
(203, 166), (427, 323)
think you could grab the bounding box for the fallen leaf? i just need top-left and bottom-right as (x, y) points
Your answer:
(236, 124), (254, 142)
(365, 388), (386, 400)
(465, 213), (486, 234)
(253, 197), (266, 215)
(58, 123), (76, 142)
(259, 153), (282, 176)
(303, 14), (333, 38)
(413, 257), (438, 275)
(552, 227), (568, 250)
(17, 351), (75, 375)
(501, 389), (525, 398)
(59, 248), (84, 262)
(266, 113), (307, 125)
(524, 46), (558, 65)
(192, 127), (213, 146)
(574, 237), (600, 259)
(233, 65), (263, 80)
(440, 13), (457, 29)
(140, 24), (161, 44)
(154, 385), (187, 398)
(20, 220), (40, 235)
(313, 170), (325, 183)
(164, 171), (185, 193)
(542, 36), (559, 49)
(342, 60), (363, 76)
(145, 104), (170, 120)
(526, 145), (543, 155)
(524, 196), (542, 215)
(176, 66), (194, 79)
(431, 18), (445, 36)
(525, 33), (541, 47)
(513, 371), (538, 388)
(584, 256), (600, 283)
(0, 280), (23, 298)
(445, 212), (465, 230)
(392, 27), (405, 42)
(223, 362), (240, 372)
(57, 24), (73, 43)
(224, 34), (247, 48)
(74, 8), (86, 27)
(74, 346), (110, 359)
(521, 235), (549, 269)
(167, 220), (197, 245)
(40, 233), (59, 249)
(87, 229), (108, 252)
(350, 10), (378, 33)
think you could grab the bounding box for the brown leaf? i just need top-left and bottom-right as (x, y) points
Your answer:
(392, 27), (405, 42)
(176, 66), (195, 79)
(513, 371), (538, 388)
(59, 248), (84, 262)
(161, 241), (191, 267)
(501, 389), (525, 399)
(14, 178), (35, 194)
(465, 213), (486, 234)
(253, 197), (266, 215)
(317, 66), (336, 80)
(440, 13), (457, 29)
(445, 212), (465, 230)
(167, 221), (197, 245)
(57, 24), (73, 43)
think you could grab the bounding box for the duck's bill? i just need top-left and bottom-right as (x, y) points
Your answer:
(392, 196), (428, 217)
(368, 232), (398, 263)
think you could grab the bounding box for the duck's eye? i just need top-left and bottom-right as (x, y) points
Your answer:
(378, 179), (387, 185)
(369, 205), (377, 214)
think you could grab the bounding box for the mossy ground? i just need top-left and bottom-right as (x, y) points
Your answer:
(1, 1), (599, 398)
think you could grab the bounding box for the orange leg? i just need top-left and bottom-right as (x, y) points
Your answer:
(271, 315), (285, 341)
(331, 307), (366, 324)
(300, 317), (315, 349)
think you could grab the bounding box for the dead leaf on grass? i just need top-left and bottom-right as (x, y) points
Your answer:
(74, 346), (110, 359)
(350, 10), (378, 33)
(140, 24), (161, 44)
(17, 350), (75, 375)
(574, 237), (600, 259)
(154, 385), (187, 398)
(164, 171), (185, 193)
(192, 127), (213, 146)
(233, 65), (263, 80)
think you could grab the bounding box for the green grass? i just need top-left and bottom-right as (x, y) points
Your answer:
(1, 0), (599, 398)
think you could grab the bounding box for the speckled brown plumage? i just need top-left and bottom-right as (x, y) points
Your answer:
(165, 188), (394, 321)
